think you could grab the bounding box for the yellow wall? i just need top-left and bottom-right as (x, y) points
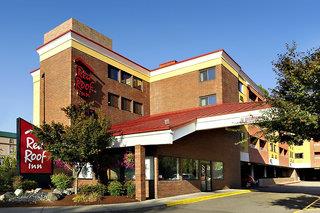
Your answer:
(32, 70), (40, 127)
(293, 141), (311, 164)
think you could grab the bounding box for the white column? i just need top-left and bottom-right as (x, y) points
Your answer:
(250, 164), (254, 179)
(264, 166), (267, 178)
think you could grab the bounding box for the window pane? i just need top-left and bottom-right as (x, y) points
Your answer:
(108, 65), (119, 81)
(133, 101), (143, 115)
(133, 77), (143, 90)
(121, 71), (132, 85)
(238, 81), (244, 93)
(108, 93), (119, 108)
(121, 97), (131, 111)
(208, 95), (216, 105)
(207, 67), (215, 80)
(159, 157), (179, 180)
(212, 162), (223, 179)
(200, 71), (207, 82)
(181, 159), (199, 180)
(200, 97), (207, 106)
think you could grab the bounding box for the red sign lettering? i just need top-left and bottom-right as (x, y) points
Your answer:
(74, 58), (96, 98)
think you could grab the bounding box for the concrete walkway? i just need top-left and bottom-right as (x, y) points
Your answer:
(0, 189), (251, 213)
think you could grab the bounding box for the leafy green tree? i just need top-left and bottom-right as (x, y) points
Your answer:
(34, 103), (114, 193)
(0, 155), (17, 191)
(259, 43), (320, 145)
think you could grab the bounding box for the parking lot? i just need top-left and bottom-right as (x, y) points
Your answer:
(141, 181), (320, 213)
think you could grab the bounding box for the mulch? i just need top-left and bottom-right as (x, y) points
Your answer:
(0, 195), (136, 208)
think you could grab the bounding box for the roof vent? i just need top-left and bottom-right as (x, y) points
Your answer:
(164, 119), (170, 125)
(159, 60), (177, 68)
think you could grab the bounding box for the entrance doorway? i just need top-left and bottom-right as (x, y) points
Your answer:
(200, 161), (212, 191)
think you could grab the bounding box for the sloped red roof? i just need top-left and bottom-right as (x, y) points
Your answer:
(111, 102), (270, 136)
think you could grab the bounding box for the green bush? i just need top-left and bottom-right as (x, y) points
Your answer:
(12, 176), (23, 190)
(21, 180), (38, 191)
(107, 180), (123, 196)
(0, 156), (17, 192)
(124, 181), (135, 198)
(72, 192), (102, 203)
(51, 173), (73, 190)
(79, 183), (107, 196)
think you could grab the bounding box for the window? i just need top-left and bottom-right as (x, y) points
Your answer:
(295, 153), (304, 159)
(249, 90), (257, 102)
(181, 159), (199, 180)
(212, 162), (223, 179)
(260, 140), (266, 150)
(284, 149), (288, 156)
(9, 145), (15, 154)
(238, 81), (244, 93)
(159, 157), (179, 180)
(133, 101), (143, 115)
(121, 71), (132, 86)
(108, 93), (119, 108)
(108, 65), (119, 81)
(121, 97), (132, 111)
(133, 77), (143, 90)
(200, 67), (215, 81)
(200, 95), (216, 106)
(315, 152), (320, 158)
(239, 95), (244, 102)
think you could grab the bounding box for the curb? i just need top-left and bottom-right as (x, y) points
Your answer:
(165, 190), (252, 207)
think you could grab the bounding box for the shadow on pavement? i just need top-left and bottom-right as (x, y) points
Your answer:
(270, 195), (318, 210)
(254, 184), (320, 196)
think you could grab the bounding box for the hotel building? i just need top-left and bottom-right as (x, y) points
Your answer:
(31, 19), (319, 200)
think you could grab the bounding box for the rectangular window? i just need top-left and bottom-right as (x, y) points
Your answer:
(295, 153), (304, 159)
(121, 71), (132, 86)
(108, 93), (119, 108)
(284, 149), (288, 156)
(133, 77), (143, 90)
(200, 67), (215, 81)
(121, 97), (132, 111)
(108, 65), (119, 81)
(133, 101), (143, 115)
(9, 145), (15, 154)
(315, 152), (320, 158)
(260, 140), (266, 150)
(181, 159), (199, 180)
(238, 81), (244, 93)
(212, 162), (223, 179)
(159, 156), (179, 180)
(200, 95), (216, 106)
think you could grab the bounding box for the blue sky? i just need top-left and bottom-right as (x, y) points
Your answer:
(1, 0), (320, 132)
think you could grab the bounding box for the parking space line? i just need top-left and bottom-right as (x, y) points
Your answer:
(293, 196), (320, 213)
(166, 190), (252, 207)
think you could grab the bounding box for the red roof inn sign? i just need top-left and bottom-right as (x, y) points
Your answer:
(74, 58), (96, 98)
(17, 118), (52, 174)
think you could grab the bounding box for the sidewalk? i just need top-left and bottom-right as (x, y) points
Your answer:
(0, 189), (251, 213)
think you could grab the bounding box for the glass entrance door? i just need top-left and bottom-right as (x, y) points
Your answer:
(200, 161), (212, 191)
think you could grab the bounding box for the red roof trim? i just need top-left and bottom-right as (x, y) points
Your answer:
(30, 68), (40, 74)
(111, 102), (271, 136)
(36, 30), (150, 72)
(151, 49), (224, 71)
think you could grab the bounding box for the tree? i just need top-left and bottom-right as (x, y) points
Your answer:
(34, 103), (114, 193)
(259, 43), (320, 145)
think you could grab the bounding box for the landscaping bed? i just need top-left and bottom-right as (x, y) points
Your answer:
(0, 194), (136, 207)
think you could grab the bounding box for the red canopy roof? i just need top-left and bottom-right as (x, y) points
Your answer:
(111, 102), (270, 136)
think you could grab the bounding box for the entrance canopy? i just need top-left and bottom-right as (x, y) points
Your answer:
(111, 102), (270, 147)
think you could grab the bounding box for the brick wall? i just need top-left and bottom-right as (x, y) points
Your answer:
(156, 128), (241, 197)
(44, 18), (112, 49)
(40, 48), (72, 125)
(150, 65), (224, 114)
(221, 65), (239, 103)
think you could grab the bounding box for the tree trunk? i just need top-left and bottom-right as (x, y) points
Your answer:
(73, 166), (82, 194)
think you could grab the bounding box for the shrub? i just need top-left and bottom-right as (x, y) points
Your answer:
(87, 192), (102, 202)
(0, 156), (17, 191)
(107, 180), (123, 196)
(12, 176), (23, 190)
(72, 194), (87, 203)
(51, 173), (73, 190)
(72, 192), (102, 203)
(124, 181), (135, 198)
(79, 183), (107, 196)
(21, 180), (38, 191)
